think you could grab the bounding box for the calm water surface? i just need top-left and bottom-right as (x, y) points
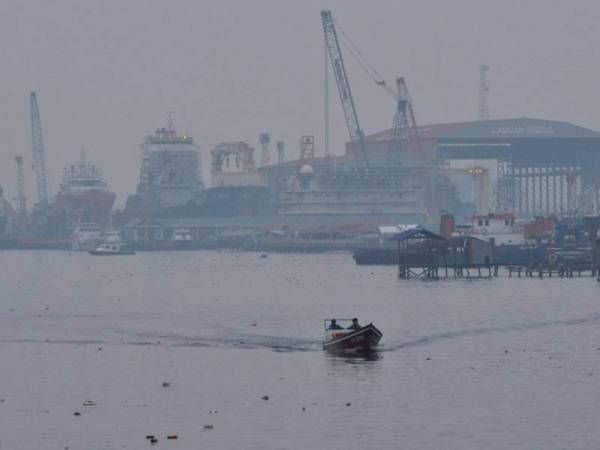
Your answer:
(2, 250), (600, 449)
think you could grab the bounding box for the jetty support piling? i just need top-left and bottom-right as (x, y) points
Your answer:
(391, 227), (497, 280)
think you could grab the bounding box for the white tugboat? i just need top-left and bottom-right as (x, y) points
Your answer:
(72, 222), (103, 251)
(172, 226), (194, 249)
(89, 235), (135, 255)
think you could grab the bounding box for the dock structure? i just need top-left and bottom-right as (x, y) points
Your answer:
(391, 226), (498, 280)
(392, 230), (600, 281)
(507, 264), (599, 278)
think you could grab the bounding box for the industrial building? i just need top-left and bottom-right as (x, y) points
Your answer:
(364, 117), (600, 219)
(258, 137), (436, 224)
(211, 141), (265, 188)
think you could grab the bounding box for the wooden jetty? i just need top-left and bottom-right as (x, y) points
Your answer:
(507, 264), (599, 278)
(391, 227), (498, 280)
(390, 227), (600, 281)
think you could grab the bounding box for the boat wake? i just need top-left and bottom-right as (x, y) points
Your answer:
(173, 334), (322, 352)
(381, 312), (600, 352)
(0, 334), (322, 352)
(123, 329), (323, 352)
(4, 312), (600, 353)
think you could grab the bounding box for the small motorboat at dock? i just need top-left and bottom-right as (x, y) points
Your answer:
(322, 319), (382, 353)
(89, 241), (135, 256)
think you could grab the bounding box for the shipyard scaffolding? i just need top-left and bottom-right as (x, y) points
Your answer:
(496, 157), (600, 217)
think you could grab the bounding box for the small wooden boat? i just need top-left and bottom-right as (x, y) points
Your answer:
(89, 242), (135, 256)
(322, 319), (382, 353)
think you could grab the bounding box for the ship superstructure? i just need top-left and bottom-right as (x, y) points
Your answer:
(132, 124), (204, 212)
(138, 126), (204, 208)
(54, 151), (116, 231)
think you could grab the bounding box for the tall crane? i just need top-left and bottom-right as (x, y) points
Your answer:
(30, 92), (50, 205)
(321, 10), (369, 169)
(387, 77), (419, 167)
(14, 156), (27, 217)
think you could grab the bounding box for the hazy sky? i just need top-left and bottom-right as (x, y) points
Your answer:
(1, 0), (600, 206)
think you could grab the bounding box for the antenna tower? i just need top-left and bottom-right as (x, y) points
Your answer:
(167, 111), (175, 132)
(478, 64), (490, 121)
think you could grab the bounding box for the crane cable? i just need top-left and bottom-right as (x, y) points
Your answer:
(333, 18), (387, 88)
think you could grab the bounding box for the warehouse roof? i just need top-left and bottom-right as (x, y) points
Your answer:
(366, 117), (600, 142)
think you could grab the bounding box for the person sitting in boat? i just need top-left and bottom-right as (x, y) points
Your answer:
(328, 319), (343, 330)
(347, 318), (362, 330)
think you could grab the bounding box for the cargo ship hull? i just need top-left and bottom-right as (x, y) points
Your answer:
(54, 191), (116, 230)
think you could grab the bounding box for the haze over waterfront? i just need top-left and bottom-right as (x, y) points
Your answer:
(2, 251), (600, 449)
(3, 1), (600, 448)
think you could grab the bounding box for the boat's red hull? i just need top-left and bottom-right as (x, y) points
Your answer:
(54, 190), (116, 229)
(323, 323), (382, 353)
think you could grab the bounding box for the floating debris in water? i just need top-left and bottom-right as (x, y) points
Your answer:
(260, 254), (268, 258)
(345, 402), (351, 407)
(162, 382), (171, 387)
(73, 412), (81, 416)
(83, 400), (96, 406)
(167, 434), (178, 440)
(203, 425), (214, 430)
(261, 395), (269, 401)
